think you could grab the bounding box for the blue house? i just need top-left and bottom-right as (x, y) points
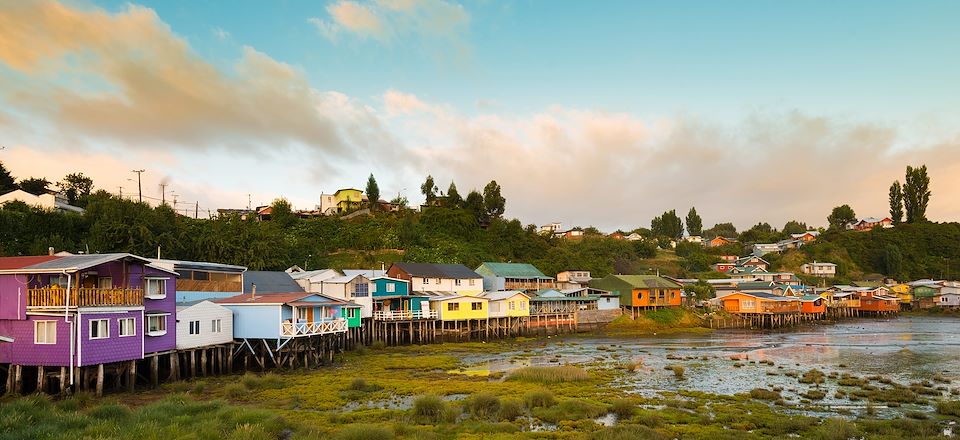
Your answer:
(370, 276), (435, 320)
(214, 292), (350, 340)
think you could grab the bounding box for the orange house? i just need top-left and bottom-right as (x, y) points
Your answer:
(800, 295), (826, 314)
(589, 275), (682, 314)
(721, 292), (800, 314)
(858, 290), (900, 313)
(706, 236), (738, 248)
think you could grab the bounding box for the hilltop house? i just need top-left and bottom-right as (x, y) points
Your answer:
(0, 189), (84, 213)
(0, 253), (177, 385)
(791, 231), (820, 242)
(475, 262), (555, 291)
(387, 263), (483, 296)
(751, 243), (781, 256)
(556, 270), (592, 289)
(801, 262), (837, 278)
(706, 236), (737, 248)
(847, 217), (893, 231)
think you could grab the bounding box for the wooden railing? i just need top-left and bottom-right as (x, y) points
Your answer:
(28, 287), (144, 308)
(280, 319), (347, 337)
(176, 279), (243, 293)
(372, 310), (439, 320)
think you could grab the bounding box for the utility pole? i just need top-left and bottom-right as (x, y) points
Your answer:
(131, 169), (144, 203)
(118, 186), (123, 198)
(159, 183), (168, 205)
(247, 194), (251, 211)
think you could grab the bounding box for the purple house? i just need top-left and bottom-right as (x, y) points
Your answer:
(0, 253), (177, 374)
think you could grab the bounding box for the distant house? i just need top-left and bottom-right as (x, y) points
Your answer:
(801, 262), (837, 278)
(706, 236), (737, 248)
(244, 271), (304, 295)
(776, 238), (804, 252)
(752, 243), (781, 256)
(609, 232), (625, 240)
(150, 259), (246, 302)
(316, 270), (378, 318)
(480, 290), (530, 318)
(791, 231), (820, 242)
(318, 188), (364, 214)
(800, 295), (826, 315)
(735, 256), (769, 271)
(475, 262), (555, 291)
(857, 289), (900, 313)
(0, 189), (84, 213)
(556, 270), (592, 289)
(540, 222), (563, 235)
(684, 235), (703, 245)
(718, 255), (739, 262)
(589, 275), (682, 314)
(289, 269), (342, 293)
(938, 292), (960, 308)
(529, 289), (597, 314)
(175, 300), (234, 350)
(625, 233), (644, 241)
(720, 292), (800, 314)
(428, 294), (488, 321)
(711, 262), (737, 273)
(562, 228), (585, 239)
(847, 217), (893, 231)
(387, 262), (484, 296)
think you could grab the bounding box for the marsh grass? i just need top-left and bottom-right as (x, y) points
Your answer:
(590, 424), (668, 440)
(666, 365), (685, 379)
(497, 398), (525, 421)
(506, 365), (590, 383)
(523, 389), (557, 408)
(609, 399), (636, 419)
(533, 399), (606, 423)
(335, 423), (395, 440)
(224, 383), (247, 399)
(936, 400), (960, 417)
(749, 388), (781, 401)
(464, 393), (500, 420)
(799, 369), (825, 385)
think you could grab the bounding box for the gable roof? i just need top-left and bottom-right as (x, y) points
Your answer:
(343, 269), (386, 278)
(479, 290), (530, 301)
(244, 271), (304, 294)
(215, 292), (312, 305)
(475, 262), (552, 279)
(610, 275), (681, 289)
(151, 258), (246, 273)
(0, 253), (176, 275)
(390, 262), (481, 279)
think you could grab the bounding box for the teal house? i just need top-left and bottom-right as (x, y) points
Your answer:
(475, 262), (556, 291)
(370, 276), (435, 320)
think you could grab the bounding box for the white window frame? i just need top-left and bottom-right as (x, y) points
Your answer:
(34, 320), (57, 344)
(422, 278), (429, 285)
(211, 319), (222, 333)
(118, 317), (136, 337)
(146, 314), (168, 336)
(145, 277), (167, 300)
(455, 279), (462, 286)
(469, 279), (476, 286)
(89, 319), (109, 340)
(386, 283), (396, 293)
(189, 320), (201, 335)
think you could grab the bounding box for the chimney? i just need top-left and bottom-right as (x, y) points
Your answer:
(48, 247), (55, 256)
(251, 283), (257, 299)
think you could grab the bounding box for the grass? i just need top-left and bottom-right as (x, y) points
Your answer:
(749, 388), (781, 401)
(666, 365), (685, 379)
(799, 369), (825, 385)
(463, 393), (500, 420)
(523, 389), (557, 408)
(610, 398), (636, 419)
(601, 309), (708, 336)
(411, 395), (447, 423)
(533, 399), (607, 423)
(936, 400), (960, 417)
(506, 365), (590, 383)
(335, 424), (394, 440)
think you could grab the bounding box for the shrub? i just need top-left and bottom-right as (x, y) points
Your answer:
(346, 378), (382, 393)
(464, 393), (500, 420)
(609, 399), (636, 419)
(799, 369), (825, 385)
(241, 373), (260, 389)
(524, 389), (557, 409)
(506, 366), (590, 383)
(335, 424), (395, 440)
(936, 400), (960, 417)
(749, 388), (781, 401)
(497, 398), (525, 421)
(803, 390), (827, 400)
(590, 424), (668, 440)
(665, 365), (685, 379)
(87, 402), (132, 420)
(634, 410), (663, 428)
(224, 383), (247, 399)
(412, 395), (446, 423)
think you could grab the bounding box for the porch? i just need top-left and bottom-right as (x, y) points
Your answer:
(372, 310), (438, 321)
(280, 319), (347, 337)
(27, 287), (144, 309)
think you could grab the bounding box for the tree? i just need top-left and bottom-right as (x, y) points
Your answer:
(903, 165), (931, 223)
(464, 190), (486, 223)
(827, 204), (856, 230)
(269, 198), (296, 227)
(446, 182), (462, 208)
(365, 174), (380, 211)
(703, 222), (738, 239)
(651, 209), (684, 240)
(420, 175), (437, 205)
(0, 161), (15, 194)
(889, 180), (904, 225)
(883, 244), (903, 277)
(684, 279), (716, 301)
(389, 195), (408, 210)
(483, 180), (505, 219)
(685, 207), (702, 237)
(739, 222), (778, 244)
(57, 173), (94, 207)
(783, 220), (808, 235)
(18, 177), (51, 195)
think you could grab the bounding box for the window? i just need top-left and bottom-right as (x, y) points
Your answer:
(422, 278), (429, 285)
(145, 278), (167, 299)
(97, 277), (113, 289)
(118, 318), (136, 337)
(189, 320), (201, 335)
(471, 302), (483, 311)
(509, 301), (516, 310)
(297, 308), (309, 322)
(89, 319), (109, 339)
(435, 278), (441, 285)
(34, 320), (57, 344)
(636, 291), (644, 300)
(455, 279), (462, 286)
(178, 270), (193, 280)
(192, 271), (210, 281)
(742, 300), (756, 310)
(521, 302), (527, 310)
(386, 284), (396, 293)
(211, 319), (222, 333)
(447, 303), (460, 311)
(354, 282), (369, 297)
(146, 315), (167, 336)
(469, 279), (475, 286)
(50, 275), (68, 288)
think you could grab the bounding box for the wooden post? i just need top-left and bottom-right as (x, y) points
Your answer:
(13, 365), (23, 394)
(127, 360), (136, 392)
(95, 364), (104, 397)
(37, 366), (46, 394)
(59, 367), (67, 395)
(151, 355), (159, 387)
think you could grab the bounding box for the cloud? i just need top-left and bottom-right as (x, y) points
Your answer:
(308, 0), (469, 43)
(0, 1), (399, 165)
(212, 27), (230, 40)
(384, 91), (960, 231)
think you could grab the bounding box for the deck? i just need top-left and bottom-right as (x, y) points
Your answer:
(280, 319), (347, 337)
(27, 287), (144, 308)
(372, 310), (438, 321)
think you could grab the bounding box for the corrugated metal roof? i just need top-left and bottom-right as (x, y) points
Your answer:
(612, 275), (682, 289)
(479, 290), (529, 301)
(243, 271), (304, 294)
(391, 262), (481, 279)
(343, 269), (386, 278)
(476, 262), (552, 279)
(0, 255), (59, 270)
(215, 292), (311, 305)
(0, 253), (176, 275)
(152, 258), (246, 273)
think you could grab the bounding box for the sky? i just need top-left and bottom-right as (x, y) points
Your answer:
(1, 0), (959, 232)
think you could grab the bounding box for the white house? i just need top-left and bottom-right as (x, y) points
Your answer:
(938, 293), (960, 308)
(289, 269), (343, 293)
(175, 301), (234, 350)
(0, 189), (84, 212)
(318, 270), (380, 318)
(801, 262), (837, 278)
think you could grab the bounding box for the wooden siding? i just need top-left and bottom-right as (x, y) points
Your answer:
(28, 287), (143, 308)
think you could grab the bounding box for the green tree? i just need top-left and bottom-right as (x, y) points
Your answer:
(684, 279), (716, 301)
(483, 180), (506, 219)
(270, 198), (296, 227)
(446, 182), (462, 208)
(685, 207), (702, 236)
(703, 222), (738, 239)
(903, 165), (931, 223)
(57, 172), (94, 207)
(420, 175), (437, 205)
(18, 177), (51, 195)
(651, 209), (684, 240)
(0, 161), (16, 194)
(365, 173), (380, 211)
(827, 204), (856, 230)
(464, 190), (486, 224)
(888, 180), (904, 225)
(783, 220), (808, 235)
(883, 244), (903, 277)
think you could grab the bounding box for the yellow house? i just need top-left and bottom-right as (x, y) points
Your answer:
(480, 291), (530, 318)
(430, 294), (489, 321)
(334, 188), (364, 213)
(887, 284), (913, 305)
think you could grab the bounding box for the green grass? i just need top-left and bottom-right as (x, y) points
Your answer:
(335, 423), (395, 440)
(523, 389), (557, 408)
(506, 365), (590, 383)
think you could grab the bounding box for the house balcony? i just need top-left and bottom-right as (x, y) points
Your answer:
(280, 318), (347, 337)
(372, 310), (439, 321)
(27, 287), (144, 309)
(503, 280), (556, 290)
(759, 302), (800, 314)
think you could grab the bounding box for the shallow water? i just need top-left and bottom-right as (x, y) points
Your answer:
(456, 315), (960, 417)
